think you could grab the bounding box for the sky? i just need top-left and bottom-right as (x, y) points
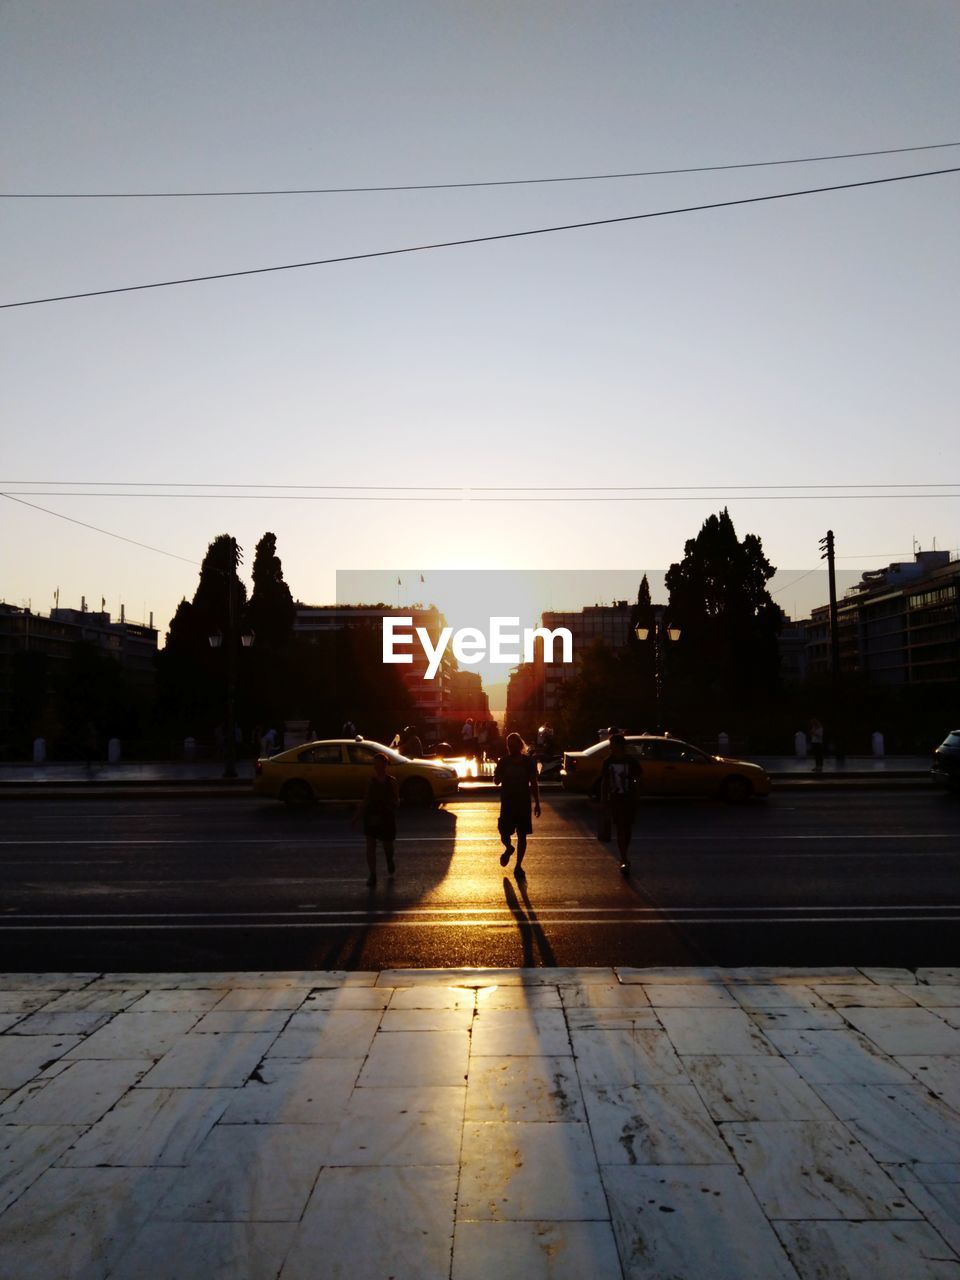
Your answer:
(2, 1), (958, 642)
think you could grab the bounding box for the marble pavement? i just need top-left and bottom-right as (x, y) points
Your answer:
(0, 966), (958, 1279)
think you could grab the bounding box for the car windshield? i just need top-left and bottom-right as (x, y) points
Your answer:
(941, 732), (960, 749)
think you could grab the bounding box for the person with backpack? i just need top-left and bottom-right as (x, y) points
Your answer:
(493, 732), (540, 880)
(600, 732), (641, 875)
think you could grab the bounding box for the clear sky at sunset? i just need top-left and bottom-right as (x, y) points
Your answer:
(2, 1), (958, 640)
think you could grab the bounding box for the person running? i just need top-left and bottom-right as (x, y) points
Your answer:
(493, 732), (540, 880)
(600, 732), (642, 875)
(356, 752), (399, 888)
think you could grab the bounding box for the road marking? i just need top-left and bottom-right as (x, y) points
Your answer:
(5, 904), (959, 918)
(2, 906), (959, 932)
(0, 833), (955, 846)
(2, 914), (959, 931)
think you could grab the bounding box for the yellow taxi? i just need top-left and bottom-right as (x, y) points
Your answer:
(561, 735), (771, 802)
(254, 739), (459, 807)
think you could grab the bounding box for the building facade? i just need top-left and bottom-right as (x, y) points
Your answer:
(801, 551), (959, 685)
(294, 604), (461, 739)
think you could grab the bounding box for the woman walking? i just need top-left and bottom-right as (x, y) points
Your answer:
(494, 733), (540, 880)
(357, 752), (399, 888)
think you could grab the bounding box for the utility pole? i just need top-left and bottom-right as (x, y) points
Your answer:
(819, 530), (845, 764)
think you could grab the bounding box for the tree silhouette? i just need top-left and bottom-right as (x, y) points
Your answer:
(665, 509), (782, 726)
(158, 535), (248, 741)
(248, 532), (296, 651)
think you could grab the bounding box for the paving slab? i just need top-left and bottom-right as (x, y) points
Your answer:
(814, 984), (920, 1008)
(452, 1219), (623, 1280)
(471, 1009), (571, 1056)
(722, 1119), (920, 1220)
(266, 1009), (382, 1059)
(0, 1033), (83, 1089)
(890, 1166), (960, 1255)
(683, 1054), (834, 1122)
(0, 1057), (151, 1125)
(583, 1081), (733, 1166)
(603, 1163), (798, 1279)
(459, 1120), (607, 1221)
(465, 1055), (585, 1123)
(280, 1165), (457, 1280)
(59, 1086), (233, 1167)
(24, 987), (142, 1015)
(840, 1007), (960, 1056)
(762, 1027), (917, 1084)
(749, 1007), (847, 1031)
(641, 982), (739, 1007)
(656, 1007), (777, 1056)
(221, 1057), (361, 1125)
(64, 1010), (200, 1060)
(140, 1032), (276, 1088)
(110, 1220), (297, 1280)
(0, 1166), (179, 1279)
(154, 1124), (330, 1221)
(895, 1055), (960, 1111)
(774, 1219), (959, 1279)
(0, 1124), (84, 1214)
(571, 1027), (688, 1088)
(326, 1085), (465, 1165)
(358, 1028), (470, 1087)
(810, 1082), (960, 1164)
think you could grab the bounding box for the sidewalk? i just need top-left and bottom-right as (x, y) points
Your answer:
(1, 966), (958, 1278)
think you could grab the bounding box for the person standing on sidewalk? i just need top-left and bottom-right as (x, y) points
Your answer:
(494, 733), (540, 880)
(355, 752), (399, 888)
(600, 733), (642, 875)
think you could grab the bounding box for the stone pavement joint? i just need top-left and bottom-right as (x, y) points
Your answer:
(0, 966), (958, 1278)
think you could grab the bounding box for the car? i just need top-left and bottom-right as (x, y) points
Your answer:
(932, 730), (960, 792)
(254, 738), (459, 807)
(561, 734), (771, 802)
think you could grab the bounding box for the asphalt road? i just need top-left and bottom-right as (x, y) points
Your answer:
(1, 790), (957, 971)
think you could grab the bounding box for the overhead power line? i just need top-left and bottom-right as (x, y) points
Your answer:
(2, 481), (954, 492)
(3, 140), (958, 199)
(3, 490), (958, 502)
(2, 165), (958, 311)
(0, 493), (199, 564)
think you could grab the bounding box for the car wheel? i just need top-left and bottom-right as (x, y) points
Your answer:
(402, 777), (434, 807)
(721, 775), (752, 804)
(280, 779), (314, 808)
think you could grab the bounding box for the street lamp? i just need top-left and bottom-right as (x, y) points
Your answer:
(634, 608), (681, 734)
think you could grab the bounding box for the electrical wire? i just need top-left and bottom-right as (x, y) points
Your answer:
(1, 481), (956, 492)
(0, 493), (199, 564)
(3, 490), (958, 502)
(3, 165), (958, 310)
(4, 140), (958, 198)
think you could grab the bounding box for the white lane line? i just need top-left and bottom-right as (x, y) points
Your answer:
(2, 913), (959, 931)
(0, 833), (955, 846)
(7, 904), (960, 919)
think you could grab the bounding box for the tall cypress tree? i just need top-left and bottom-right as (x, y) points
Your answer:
(665, 510), (782, 721)
(158, 535), (247, 738)
(247, 532), (296, 651)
